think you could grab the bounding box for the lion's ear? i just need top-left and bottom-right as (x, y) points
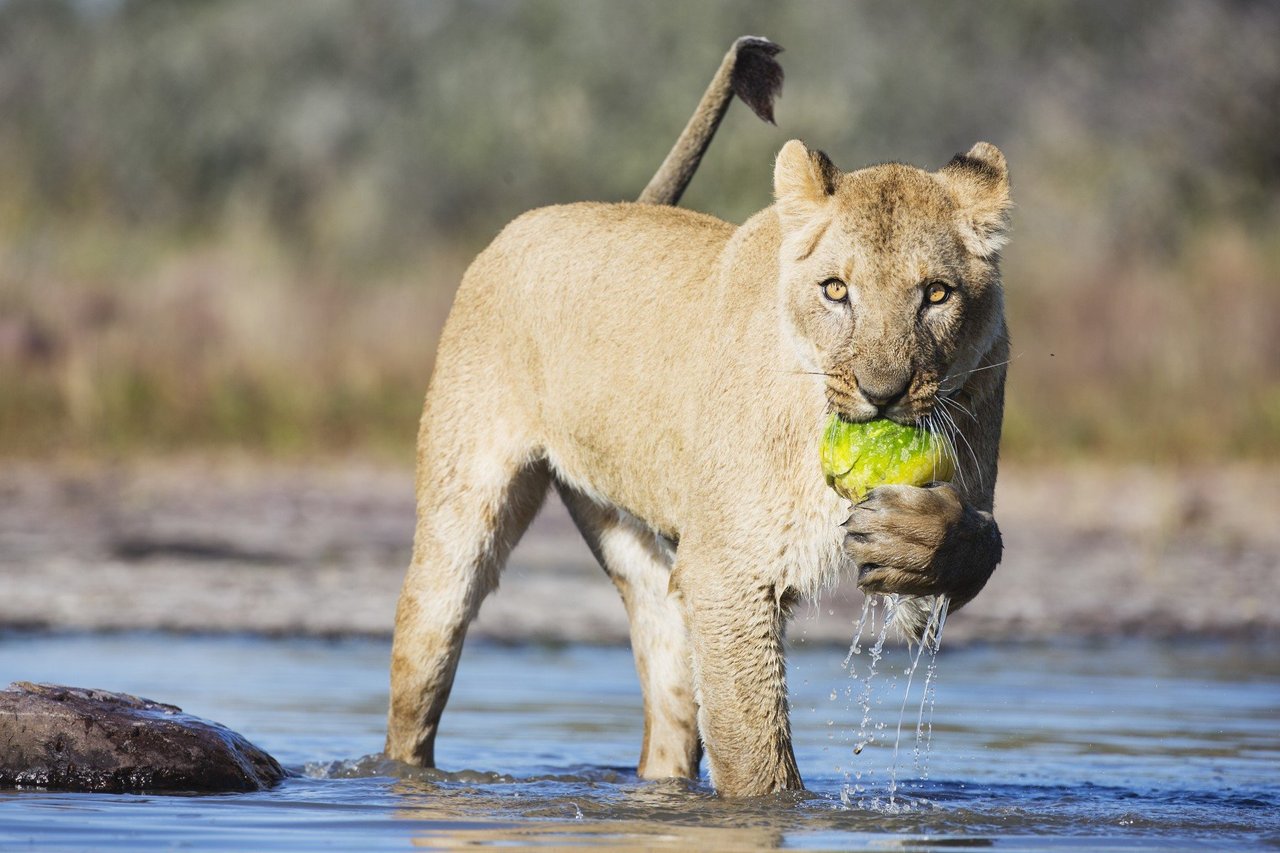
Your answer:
(774, 139), (839, 228)
(939, 142), (1012, 258)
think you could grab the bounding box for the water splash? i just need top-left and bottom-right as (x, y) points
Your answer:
(841, 595), (875, 669)
(913, 597), (949, 776)
(887, 595), (949, 805)
(855, 595), (896, 754)
(839, 593), (949, 809)
(838, 595), (894, 805)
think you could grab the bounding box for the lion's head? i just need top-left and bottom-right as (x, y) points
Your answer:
(773, 139), (1011, 426)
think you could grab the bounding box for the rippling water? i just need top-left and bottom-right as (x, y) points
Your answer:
(1, 632), (1277, 850)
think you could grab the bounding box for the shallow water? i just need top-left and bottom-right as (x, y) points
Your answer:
(1, 632), (1277, 851)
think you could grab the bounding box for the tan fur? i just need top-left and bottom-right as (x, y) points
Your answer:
(386, 139), (1012, 796)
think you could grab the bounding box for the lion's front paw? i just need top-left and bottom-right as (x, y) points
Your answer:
(844, 482), (999, 607)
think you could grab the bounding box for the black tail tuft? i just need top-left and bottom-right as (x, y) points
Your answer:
(730, 36), (784, 125)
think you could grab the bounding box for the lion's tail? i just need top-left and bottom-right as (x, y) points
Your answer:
(637, 36), (783, 207)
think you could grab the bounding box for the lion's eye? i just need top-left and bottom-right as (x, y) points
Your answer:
(821, 278), (848, 303)
(924, 280), (953, 306)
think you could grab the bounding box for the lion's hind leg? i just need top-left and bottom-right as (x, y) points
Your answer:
(556, 483), (702, 781)
(386, 404), (549, 767)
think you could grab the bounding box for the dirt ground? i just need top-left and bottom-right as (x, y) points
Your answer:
(0, 458), (1276, 646)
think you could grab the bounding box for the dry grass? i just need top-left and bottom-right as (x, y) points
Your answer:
(1, 1), (1277, 462)
(1001, 223), (1280, 462)
(2, 219), (1276, 462)
(0, 223), (461, 457)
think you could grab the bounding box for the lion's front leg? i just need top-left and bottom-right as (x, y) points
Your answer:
(671, 543), (803, 797)
(845, 482), (1002, 610)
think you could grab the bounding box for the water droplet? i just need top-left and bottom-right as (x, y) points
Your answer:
(837, 593), (951, 809)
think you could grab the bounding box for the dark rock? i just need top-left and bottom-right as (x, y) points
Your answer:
(0, 682), (287, 793)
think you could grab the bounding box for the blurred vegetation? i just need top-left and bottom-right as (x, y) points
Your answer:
(0, 0), (1277, 461)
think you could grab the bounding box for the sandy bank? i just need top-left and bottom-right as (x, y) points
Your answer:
(0, 459), (1276, 645)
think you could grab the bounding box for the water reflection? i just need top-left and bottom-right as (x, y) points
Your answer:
(0, 634), (1277, 850)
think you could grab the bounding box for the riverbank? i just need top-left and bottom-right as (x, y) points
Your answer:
(1, 459), (1276, 645)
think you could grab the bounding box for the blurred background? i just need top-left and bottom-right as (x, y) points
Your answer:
(0, 0), (1277, 642)
(3, 9), (1277, 842)
(1, 0), (1277, 462)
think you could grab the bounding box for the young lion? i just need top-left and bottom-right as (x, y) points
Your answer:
(386, 41), (1009, 798)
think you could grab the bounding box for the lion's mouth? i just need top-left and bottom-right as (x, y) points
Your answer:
(826, 397), (923, 428)
(827, 382), (934, 427)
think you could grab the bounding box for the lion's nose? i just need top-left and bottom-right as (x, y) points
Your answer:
(857, 378), (910, 409)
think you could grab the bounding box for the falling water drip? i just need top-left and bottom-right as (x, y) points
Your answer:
(838, 596), (873, 800)
(842, 595), (875, 669)
(913, 597), (949, 776)
(886, 628), (930, 804)
(886, 595), (949, 805)
(841, 596), (891, 806)
(847, 596), (895, 793)
(839, 593), (950, 809)
(913, 653), (940, 775)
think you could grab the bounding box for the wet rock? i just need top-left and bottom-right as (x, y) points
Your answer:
(0, 682), (287, 793)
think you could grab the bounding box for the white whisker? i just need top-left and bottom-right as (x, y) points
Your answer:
(948, 352), (1020, 384)
(939, 393), (976, 422)
(938, 404), (983, 494)
(924, 412), (943, 475)
(928, 409), (966, 493)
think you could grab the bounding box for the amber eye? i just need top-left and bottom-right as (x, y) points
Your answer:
(821, 278), (848, 303)
(924, 280), (953, 306)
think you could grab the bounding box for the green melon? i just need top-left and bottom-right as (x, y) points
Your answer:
(820, 414), (955, 501)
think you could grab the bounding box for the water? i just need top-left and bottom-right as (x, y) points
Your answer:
(1, 632), (1277, 851)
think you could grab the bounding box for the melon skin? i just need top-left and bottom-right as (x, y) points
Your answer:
(819, 414), (955, 501)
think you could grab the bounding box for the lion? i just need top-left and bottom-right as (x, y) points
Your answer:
(386, 36), (1009, 798)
